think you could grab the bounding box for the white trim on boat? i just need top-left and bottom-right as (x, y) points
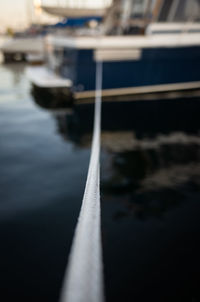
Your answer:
(94, 49), (142, 61)
(146, 23), (200, 35)
(47, 31), (200, 50)
(74, 81), (200, 100)
(26, 66), (72, 88)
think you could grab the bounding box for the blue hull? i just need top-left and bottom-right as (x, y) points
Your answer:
(60, 46), (200, 92)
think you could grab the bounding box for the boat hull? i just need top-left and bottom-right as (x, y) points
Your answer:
(31, 84), (73, 109)
(30, 34), (200, 105)
(72, 46), (200, 92)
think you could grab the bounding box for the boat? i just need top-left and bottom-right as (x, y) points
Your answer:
(0, 36), (44, 63)
(41, 5), (107, 18)
(27, 0), (200, 106)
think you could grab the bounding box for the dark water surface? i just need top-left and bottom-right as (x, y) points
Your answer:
(0, 64), (90, 302)
(0, 64), (200, 302)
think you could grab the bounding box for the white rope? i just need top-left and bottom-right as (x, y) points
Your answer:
(59, 61), (104, 302)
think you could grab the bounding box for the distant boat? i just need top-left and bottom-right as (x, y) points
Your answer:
(0, 37), (44, 63)
(41, 0), (110, 18)
(28, 0), (200, 105)
(41, 5), (107, 18)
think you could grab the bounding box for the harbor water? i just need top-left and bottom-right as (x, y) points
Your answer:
(0, 63), (200, 302)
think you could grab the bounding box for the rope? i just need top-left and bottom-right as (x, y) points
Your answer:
(59, 61), (104, 302)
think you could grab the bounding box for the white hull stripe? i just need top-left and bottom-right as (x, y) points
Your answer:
(59, 61), (104, 302)
(75, 81), (200, 100)
(47, 30), (200, 49)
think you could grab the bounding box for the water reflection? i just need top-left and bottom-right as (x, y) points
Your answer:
(27, 90), (200, 302)
(32, 95), (200, 221)
(2, 63), (200, 302)
(0, 63), (26, 86)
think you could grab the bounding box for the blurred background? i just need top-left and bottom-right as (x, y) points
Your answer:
(0, 1), (200, 302)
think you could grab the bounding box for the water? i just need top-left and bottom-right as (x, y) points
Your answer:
(0, 63), (200, 302)
(0, 64), (90, 302)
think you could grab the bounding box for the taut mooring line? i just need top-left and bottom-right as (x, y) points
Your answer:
(59, 61), (104, 302)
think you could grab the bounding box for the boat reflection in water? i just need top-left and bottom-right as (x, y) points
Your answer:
(31, 91), (200, 301)
(32, 92), (200, 219)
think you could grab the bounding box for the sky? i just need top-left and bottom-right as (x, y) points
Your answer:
(0, 0), (111, 32)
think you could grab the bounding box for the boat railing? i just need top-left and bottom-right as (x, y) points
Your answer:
(146, 22), (200, 35)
